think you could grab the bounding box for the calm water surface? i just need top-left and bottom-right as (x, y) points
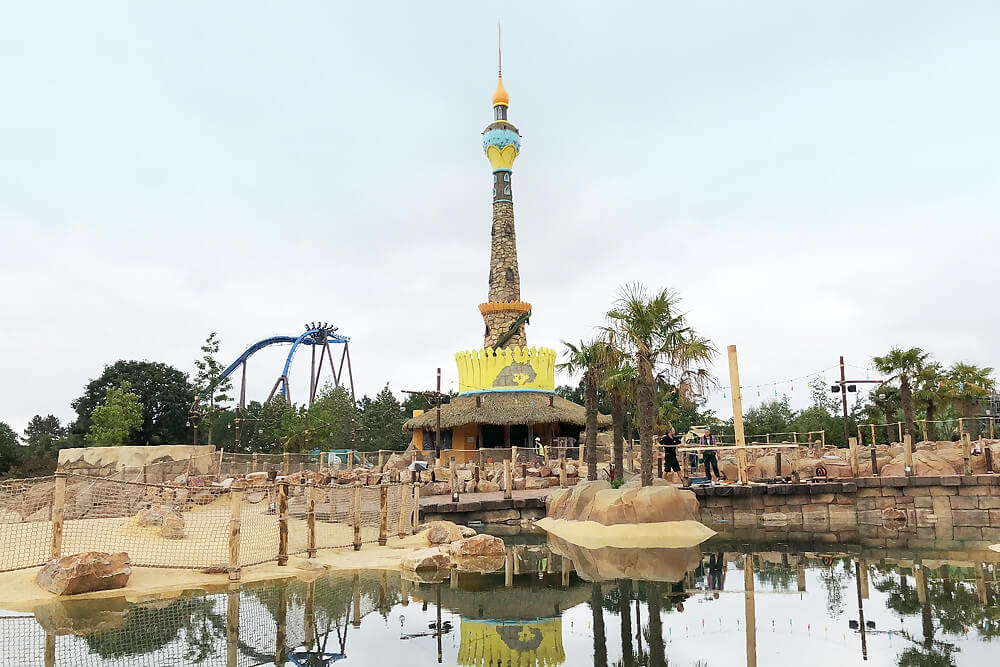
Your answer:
(3, 532), (998, 666)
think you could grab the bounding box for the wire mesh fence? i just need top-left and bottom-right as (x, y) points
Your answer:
(0, 472), (414, 574)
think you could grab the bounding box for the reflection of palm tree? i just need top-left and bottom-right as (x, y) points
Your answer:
(618, 579), (635, 667)
(592, 583), (608, 667)
(819, 558), (849, 619)
(645, 582), (667, 667)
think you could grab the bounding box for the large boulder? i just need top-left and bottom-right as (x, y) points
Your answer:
(631, 485), (699, 523)
(557, 480), (611, 520)
(880, 450), (956, 477)
(524, 476), (548, 490)
(401, 548), (451, 571)
(424, 520), (466, 545)
(586, 488), (639, 525)
(36, 552), (132, 596)
(450, 534), (505, 558)
(160, 510), (185, 539)
(547, 479), (698, 525)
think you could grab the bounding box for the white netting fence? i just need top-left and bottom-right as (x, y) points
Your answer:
(0, 473), (415, 574)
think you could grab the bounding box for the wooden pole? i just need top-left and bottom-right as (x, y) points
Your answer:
(228, 482), (243, 580)
(963, 433), (972, 475)
(378, 485), (388, 546)
(226, 585), (240, 667)
(277, 481), (289, 565)
(306, 484), (317, 558)
(378, 450), (385, 473)
(848, 437), (859, 477)
(503, 459), (512, 500)
(412, 482), (420, 533)
(304, 580), (316, 650)
(904, 434), (914, 477)
(449, 458), (457, 497)
(352, 485), (362, 551)
(921, 420), (928, 442)
(218, 449), (225, 476)
(870, 424), (876, 447)
(897, 421), (903, 443)
(44, 633), (55, 667)
(275, 584), (288, 665)
(727, 345), (748, 484)
(51, 471), (66, 559)
(505, 549), (513, 587)
(859, 559), (870, 599)
(578, 440), (585, 470)
(282, 452), (290, 476)
(399, 483), (410, 537)
(958, 418), (965, 441)
(857, 425), (863, 446)
(560, 458), (567, 488)
(744, 553), (757, 667)
(186, 454), (193, 477)
(797, 565), (806, 592)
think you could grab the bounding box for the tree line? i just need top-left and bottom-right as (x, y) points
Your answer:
(0, 333), (419, 478)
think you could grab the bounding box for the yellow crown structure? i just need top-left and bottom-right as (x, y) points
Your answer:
(455, 347), (556, 394)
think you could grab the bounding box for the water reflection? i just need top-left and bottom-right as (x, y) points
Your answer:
(5, 539), (999, 666)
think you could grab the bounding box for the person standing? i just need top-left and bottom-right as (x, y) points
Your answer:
(701, 426), (721, 481)
(659, 426), (682, 473)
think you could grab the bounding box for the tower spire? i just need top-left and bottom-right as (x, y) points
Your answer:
(498, 23), (502, 76)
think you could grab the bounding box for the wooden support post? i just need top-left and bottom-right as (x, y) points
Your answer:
(958, 418), (965, 441)
(765, 433), (770, 444)
(727, 345), (749, 484)
(277, 481), (289, 565)
(306, 484), (317, 558)
(378, 485), (388, 546)
(871, 446), (879, 476)
(44, 633), (55, 667)
(411, 483), (420, 533)
(775, 452), (782, 478)
(228, 482), (243, 580)
(859, 559), (870, 599)
(820, 430), (826, 447)
(792, 431), (797, 445)
(904, 434), (914, 477)
(449, 458), (457, 497)
(986, 441), (994, 474)
(991, 417), (996, 440)
(282, 452), (290, 476)
(897, 422), (903, 443)
(797, 565), (806, 592)
(511, 445), (518, 468)
(473, 464), (480, 492)
(915, 564), (927, 604)
(226, 585), (240, 667)
(503, 459), (512, 500)
(560, 458), (567, 488)
(870, 424), (876, 447)
(744, 553), (757, 667)
(848, 437), (859, 477)
(352, 485), (362, 551)
(975, 562), (987, 605)
(857, 425), (863, 446)
(578, 441), (585, 470)
(450, 566), (458, 590)
(186, 454), (193, 477)
(962, 433), (972, 475)
(275, 584), (288, 665)
(921, 420), (928, 442)
(399, 483), (410, 537)
(142, 464), (147, 484)
(505, 549), (514, 587)
(51, 471), (66, 559)
(378, 450), (385, 472)
(218, 449), (225, 476)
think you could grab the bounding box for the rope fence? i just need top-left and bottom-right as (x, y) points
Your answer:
(0, 472), (418, 577)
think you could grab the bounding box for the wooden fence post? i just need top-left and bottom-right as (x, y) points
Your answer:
(727, 345), (749, 484)
(277, 481), (289, 565)
(870, 424), (876, 447)
(377, 450), (385, 473)
(226, 585), (240, 667)
(352, 485), (362, 551)
(962, 433), (972, 475)
(449, 458), (457, 498)
(958, 418), (965, 441)
(51, 471), (66, 559)
(848, 437), (859, 477)
(306, 484), (317, 558)
(577, 442), (584, 470)
(897, 422), (903, 443)
(282, 453), (290, 476)
(186, 454), (193, 477)
(744, 554), (757, 667)
(218, 449), (225, 476)
(560, 458), (567, 488)
(378, 485), (388, 546)
(921, 420), (928, 442)
(503, 459), (512, 500)
(904, 434), (914, 477)
(252, 453), (259, 473)
(411, 483), (420, 534)
(398, 483), (410, 537)
(228, 481), (243, 580)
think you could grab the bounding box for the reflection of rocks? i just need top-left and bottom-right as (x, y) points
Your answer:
(545, 534), (700, 582)
(452, 554), (506, 573)
(36, 552), (132, 596)
(401, 567), (449, 585)
(33, 596), (129, 635)
(401, 548), (451, 572)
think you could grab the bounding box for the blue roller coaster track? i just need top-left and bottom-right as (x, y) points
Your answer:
(213, 322), (354, 407)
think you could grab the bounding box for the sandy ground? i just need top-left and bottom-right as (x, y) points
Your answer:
(534, 517), (715, 549)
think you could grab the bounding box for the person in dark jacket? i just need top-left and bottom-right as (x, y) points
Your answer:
(700, 426), (721, 481)
(658, 426), (682, 473)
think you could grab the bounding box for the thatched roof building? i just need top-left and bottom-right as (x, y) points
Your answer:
(404, 392), (611, 431)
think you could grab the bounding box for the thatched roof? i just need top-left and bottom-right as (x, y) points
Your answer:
(404, 391), (611, 431)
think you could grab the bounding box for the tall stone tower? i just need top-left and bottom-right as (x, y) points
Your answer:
(479, 61), (530, 350)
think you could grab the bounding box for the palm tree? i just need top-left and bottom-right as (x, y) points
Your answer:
(873, 348), (929, 443)
(559, 339), (607, 481)
(603, 353), (637, 482)
(944, 362), (995, 420)
(914, 362), (945, 441)
(605, 284), (715, 487)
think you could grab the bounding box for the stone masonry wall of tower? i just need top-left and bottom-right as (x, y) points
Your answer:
(483, 196), (526, 349)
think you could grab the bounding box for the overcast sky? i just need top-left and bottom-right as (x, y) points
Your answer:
(2, 1), (998, 433)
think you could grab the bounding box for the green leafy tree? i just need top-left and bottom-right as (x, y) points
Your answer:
(22, 414), (68, 457)
(86, 381), (144, 446)
(603, 354), (636, 482)
(237, 398), (291, 454)
(192, 332), (234, 447)
(605, 284), (715, 486)
(873, 347), (929, 443)
(357, 385), (408, 452)
(742, 397), (796, 439)
(0, 422), (24, 476)
(72, 360), (195, 445)
(282, 384), (358, 452)
(943, 362), (995, 419)
(914, 362), (946, 440)
(559, 339), (608, 481)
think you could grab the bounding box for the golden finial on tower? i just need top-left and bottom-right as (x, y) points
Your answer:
(492, 23), (509, 107)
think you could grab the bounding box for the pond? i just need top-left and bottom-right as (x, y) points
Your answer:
(3, 534), (998, 666)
